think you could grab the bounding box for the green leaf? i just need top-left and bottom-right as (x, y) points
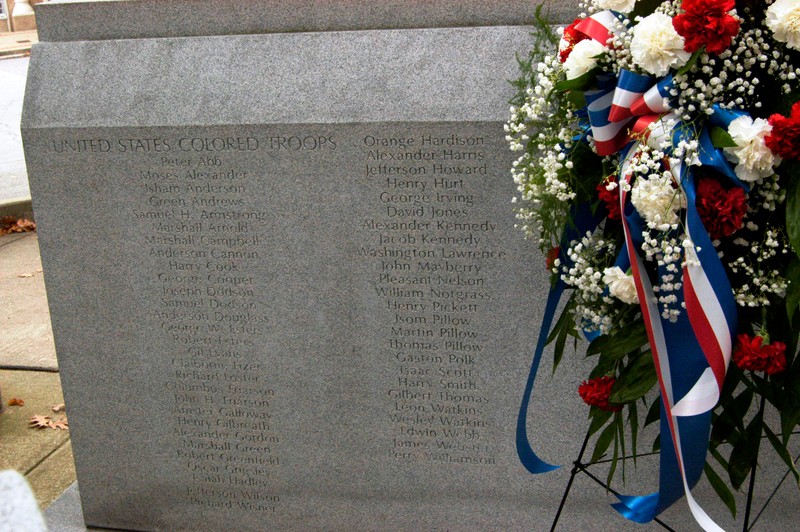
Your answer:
(547, 300), (576, 373)
(628, 402), (639, 465)
(554, 317), (570, 373)
(591, 421), (617, 463)
(610, 353), (658, 404)
(554, 69), (598, 93)
(566, 90), (586, 110)
(676, 49), (703, 77)
(709, 127), (737, 148)
(616, 412), (627, 483)
(588, 407), (614, 437)
(727, 415), (762, 490)
(780, 401), (800, 446)
(704, 463), (737, 518)
(787, 256), (800, 323)
(709, 446), (730, 471)
(587, 320), (648, 358)
(764, 423), (800, 486)
(607, 415), (622, 487)
(786, 168), (800, 261)
(729, 388), (754, 432)
(645, 396), (661, 426)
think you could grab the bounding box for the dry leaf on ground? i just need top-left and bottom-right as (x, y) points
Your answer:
(50, 418), (69, 430)
(29, 414), (69, 430)
(17, 273), (34, 278)
(0, 217), (36, 236)
(29, 415), (51, 428)
(8, 398), (24, 406)
(52, 403), (65, 412)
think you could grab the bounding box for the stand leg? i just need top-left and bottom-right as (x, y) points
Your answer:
(550, 430), (592, 532)
(742, 395), (766, 532)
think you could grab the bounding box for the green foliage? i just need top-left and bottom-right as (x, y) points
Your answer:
(676, 49), (703, 77)
(546, 296), (579, 373)
(785, 161), (800, 262)
(709, 127), (737, 149)
(554, 69), (599, 93)
(705, 463), (737, 518)
(610, 353), (657, 404)
(786, 256), (800, 322)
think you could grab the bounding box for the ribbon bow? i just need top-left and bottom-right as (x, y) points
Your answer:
(585, 70), (676, 156)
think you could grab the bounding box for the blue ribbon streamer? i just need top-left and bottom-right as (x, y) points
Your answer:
(516, 281), (563, 473)
(516, 203), (603, 473)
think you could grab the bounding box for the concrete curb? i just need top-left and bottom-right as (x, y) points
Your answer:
(0, 198), (34, 221)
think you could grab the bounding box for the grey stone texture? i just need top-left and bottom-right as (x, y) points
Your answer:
(0, 470), (47, 532)
(21, 1), (799, 531)
(36, 0), (576, 43)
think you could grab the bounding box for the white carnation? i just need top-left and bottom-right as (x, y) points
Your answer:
(603, 267), (639, 304)
(630, 171), (685, 230)
(595, 0), (637, 14)
(767, 0), (800, 51)
(564, 39), (605, 80)
(630, 13), (691, 77)
(723, 116), (781, 182)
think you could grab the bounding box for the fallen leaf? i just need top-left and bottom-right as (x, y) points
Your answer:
(52, 403), (65, 412)
(8, 398), (24, 406)
(50, 417), (68, 430)
(29, 415), (51, 428)
(28, 414), (69, 430)
(17, 273), (34, 278)
(0, 217), (36, 236)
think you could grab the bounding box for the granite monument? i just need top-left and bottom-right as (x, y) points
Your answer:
(20, 1), (700, 530)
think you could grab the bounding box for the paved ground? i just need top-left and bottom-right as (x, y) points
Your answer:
(0, 233), (57, 370)
(0, 231), (73, 516)
(0, 54), (30, 203)
(0, 33), (74, 524)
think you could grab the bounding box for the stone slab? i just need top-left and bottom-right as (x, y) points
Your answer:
(36, 0), (576, 43)
(20, 22), (606, 530)
(24, 26), (535, 128)
(44, 483), (91, 532)
(0, 233), (57, 371)
(25, 116), (607, 530)
(0, 470), (47, 532)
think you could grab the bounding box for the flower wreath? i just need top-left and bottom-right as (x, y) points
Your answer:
(507, 0), (800, 529)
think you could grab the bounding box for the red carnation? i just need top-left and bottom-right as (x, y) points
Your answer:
(545, 246), (561, 271)
(597, 177), (621, 220)
(578, 376), (622, 412)
(695, 176), (747, 239)
(765, 102), (800, 161)
(560, 18), (589, 63)
(733, 334), (787, 375)
(673, 0), (740, 55)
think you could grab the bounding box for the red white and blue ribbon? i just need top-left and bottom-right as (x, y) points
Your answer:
(575, 10), (624, 47)
(518, 11), (741, 530)
(584, 69), (675, 155)
(612, 142), (736, 531)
